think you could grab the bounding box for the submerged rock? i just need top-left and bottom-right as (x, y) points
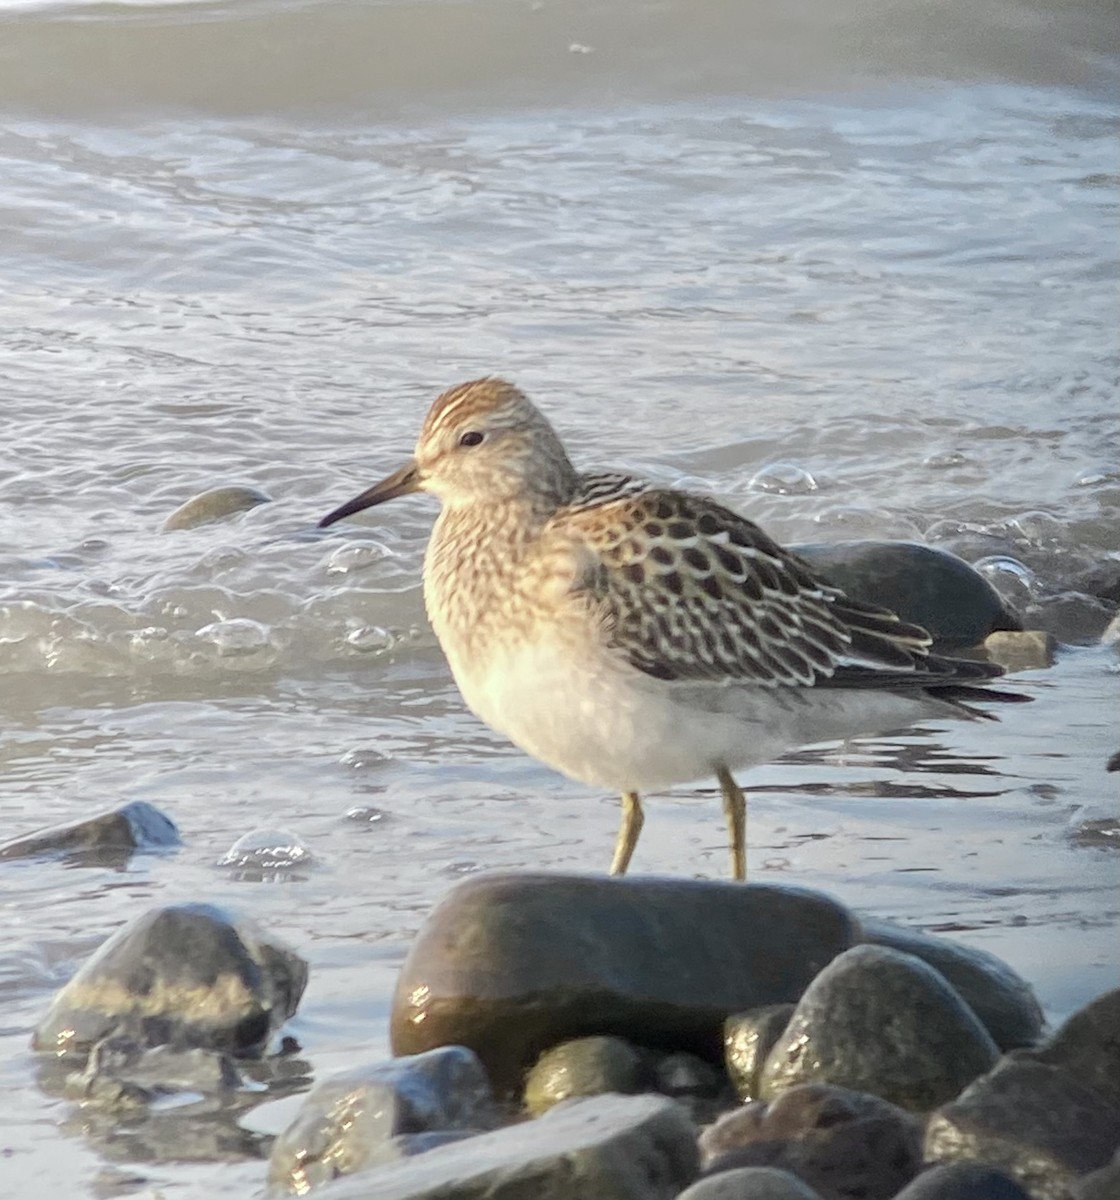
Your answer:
(924, 988), (1120, 1198)
(0, 800), (179, 867)
(162, 485), (271, 531)
(307, 1092), (699, 1200)
(268, 1046), (500, 1195)
(32, 903), (307, 1062)
(983, 630), (1059, 672)
(758, 944), (999, 1111)
(700, 1083), (922, 1200)
(791, 541), (1021, 649)
(390, 873), (859, 1098)
(64, 1036), (243, 1110)
(859, 919), (1045, 1051)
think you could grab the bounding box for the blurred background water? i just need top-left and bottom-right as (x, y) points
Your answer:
(0, 0), (1117, 1195)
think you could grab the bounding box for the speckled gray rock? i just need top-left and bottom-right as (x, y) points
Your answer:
(32, 903), (307, 1061)
(391, 874), (859, 1098)
(725, 1005), (795, 1101)
(269, 1046), (500, 1194)
(162, 484), (271, 531)
(859, 920), (1044, 1051)
(313, 1093), (700, 1200)
(0, 800), (179, 866)
(791, 541), (1021, 648)
(924, 989), (1120, 1199)
(758, 944), (999, 1112)
(678, 1166), (823, 1199)
(894, 1163), (1031, 1199)
(700, 1083), (922, 1200)
(523, 1036), (646, 1116)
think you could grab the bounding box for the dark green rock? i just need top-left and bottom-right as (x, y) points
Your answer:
(792, 540), (1021, 648)
(524, 1036), (645, 1116)
(860, 920), (1044, 1051)
(0, 800), (179, 867)
(758, 945), (999, 1112)
(316, 1093), (700, 1200)
(390, 874), (859, 1099)
(724, 1005), (795, 1101)
(32, 903), (307, 1061)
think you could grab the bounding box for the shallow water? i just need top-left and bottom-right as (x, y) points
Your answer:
(1, 0), (1118, 1195)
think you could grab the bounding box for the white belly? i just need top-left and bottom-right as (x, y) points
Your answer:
(445, 634), (946, 794)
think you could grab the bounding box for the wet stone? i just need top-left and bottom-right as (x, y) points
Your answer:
(758, 944), (1000, 1112)
(64, 1036), (242, 1110)
(924, 988), (1120, 1199)
(894, 1163), (1032, 1200)
(311, 1092), (700, 1200)
(1074, 1148), (1120, 1200)
(791, 540), (1021, 649)
(0, 800), (179, 867)
(859, 920), (1045, 1051)
(700, 1083), (922, 1200)
(162, 484), (272, 531)
(523, 1035), (646, 1116)
(678, 1166), (824, 1199)
(268, 1046), (501, 1195)
(32, 902), (307, 1062)
(390, 873), (860, 1099)
(653, 1049), (735, 1125)
(725, 1004), (796, 1101)
(983, 630), (1059, 672)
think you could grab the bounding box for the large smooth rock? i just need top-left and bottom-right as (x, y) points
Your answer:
(0, 801), (179, 866)
(758, 945), (999, 1112)
(791, 541), (1021, 648)
(390, 874), (860, 1098)
(860, 920), (1045, 1051)
(678, 1166), (823, 1199)
(268, 1047), (500, 1194)
(924, 989), (1120, 1198)
(314, 1093), (699, 1200)
(32, 903), (307, 1061)
(700, 1083), (922, 1200)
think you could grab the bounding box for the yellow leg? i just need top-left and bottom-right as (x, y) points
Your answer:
(717, 767), (747, 881)
(609, 792), (644, 875)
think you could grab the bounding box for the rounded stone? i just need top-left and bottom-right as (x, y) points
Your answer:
(758, 944), (1000, 1112)
(32, 902), (307, 1061)
(390, 873), (860, 1099)
(724, 1005), (795, 1101)
(791, 541), (1021, 648)
(859, 920), (1044, 1051)
(162, 485), (271, 531)
(524, 1036), (646, 1116)
(678, 1166), (823, 1199)
(894, 1162), (1031, 1199)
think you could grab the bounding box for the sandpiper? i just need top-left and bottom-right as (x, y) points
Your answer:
(320, 378), (1022, 879)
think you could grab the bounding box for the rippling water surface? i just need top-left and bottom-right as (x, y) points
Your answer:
(1, 0), (1118, 1194)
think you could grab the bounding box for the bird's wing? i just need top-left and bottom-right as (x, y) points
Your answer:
(552, 483), (979, 689)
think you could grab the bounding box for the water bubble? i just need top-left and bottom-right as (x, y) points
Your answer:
(922, 451), (970, 469)
(345, 625), (395, 654)
(748, 462), (819, 495)
(972, 556), (1040, 605)
(326, 542), (387, 576)
(195, 617), (272, 656)
(340, 746), (392, 770)
(1074, 465), (1120, 488)
(344, 805), (390, 825)
(218, 828), (313, 877)
(1006, 510), (1065, 548)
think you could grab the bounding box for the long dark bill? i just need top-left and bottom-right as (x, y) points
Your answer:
(318, 459), (421, 528)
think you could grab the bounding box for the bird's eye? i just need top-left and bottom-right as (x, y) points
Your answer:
(458, 431), (485, 447)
